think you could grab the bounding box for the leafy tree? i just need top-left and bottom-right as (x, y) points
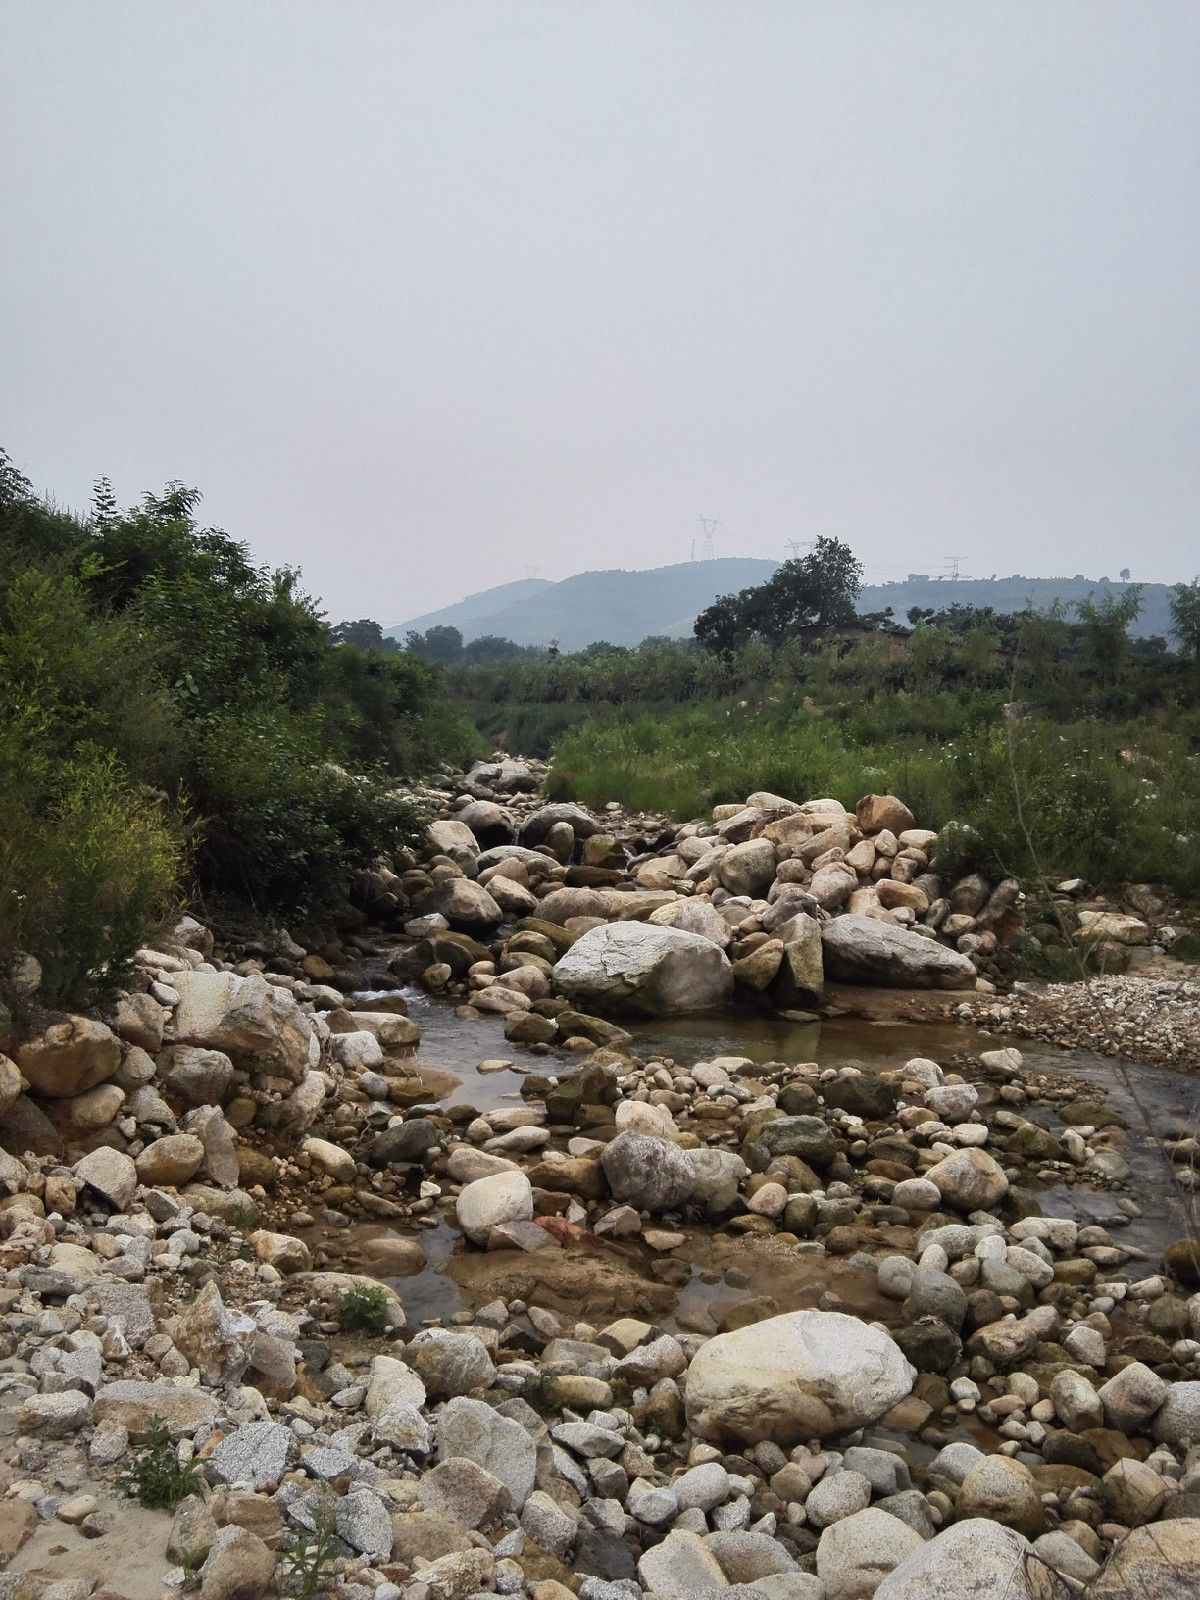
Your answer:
(405, 624), (463, 662)
(695, 537), (863, 652)
(1074, 587), (1143, 685)
(1169, 578), (1200, 666)
(330, 618), (398, 651)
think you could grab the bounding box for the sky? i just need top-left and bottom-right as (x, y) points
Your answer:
(2, 2), (1197, 622)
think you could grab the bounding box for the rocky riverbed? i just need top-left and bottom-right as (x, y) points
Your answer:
(0, 768), (1198, 1599)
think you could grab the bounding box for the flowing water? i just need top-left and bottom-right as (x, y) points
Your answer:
(341, 965), (1200, 1329)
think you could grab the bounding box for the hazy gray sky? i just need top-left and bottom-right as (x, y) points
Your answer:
(3, 3), (1197, 621)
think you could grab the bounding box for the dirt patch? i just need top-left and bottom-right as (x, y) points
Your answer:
(9, 1497), (176, 1599)
(444, 1240), (679, 1320)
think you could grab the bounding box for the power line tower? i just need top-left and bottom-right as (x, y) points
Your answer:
(943, 555), (965, 581)
(786, 539), (817, 561)
(698, 515), (721, 561)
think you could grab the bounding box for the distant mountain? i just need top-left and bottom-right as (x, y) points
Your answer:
(388, 562), (1180, 651)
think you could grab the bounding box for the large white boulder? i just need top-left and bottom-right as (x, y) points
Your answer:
(171, 971), (315, 1082)
(820, 915), (976, 989)
(553, 923), (733, 1017)
(455, 1171), (534, 1244)
(685, 1310), (915, 1446)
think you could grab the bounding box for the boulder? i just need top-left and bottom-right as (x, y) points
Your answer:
(1089, 1517), (1200, 1598)
(135, 1133), (206, 1187)
(684, 1309), (915, 1445)
(554, 923), (734, 1017)
(856, 795), (916, 836)
(957, 1454), (1045, 1538)
(162, 1046), (236, 1106)
(426, 819), (479, 856)
(821, 915), (976, 989)
(816, 1507), (925, 1600)
(651, 898), (734, 949)
(172, 971), (313, 1082)
(925, 1148), (1009, 1211)
(408, 1328), (495, 1398)
(73, 1146), (137, 1210)
(717, 839), (777, 898)
(167, 1281), (255, 1385)
(436, 1395), (537, 1508)
(601, 1128), (695, 1212)
(15, 1016), (121, 1097)
(520, 803), (600, 845)
(455, 1171), (534, 1244)
(415, 878), (504, 934)
(874, 1519), (1070, 1599)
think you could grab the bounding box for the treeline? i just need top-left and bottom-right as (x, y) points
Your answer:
(0, 450), (479, 1008)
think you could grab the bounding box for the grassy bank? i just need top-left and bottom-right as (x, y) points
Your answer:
(545, 702), (1200, 899)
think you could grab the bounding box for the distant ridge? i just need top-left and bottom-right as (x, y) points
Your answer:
(388, 562), (1179, 651)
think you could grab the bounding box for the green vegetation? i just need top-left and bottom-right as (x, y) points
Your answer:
(279, 1493), (344, 1599)
(0, 448), (480, 1011)
(117, 1418), (206, 1509)
(333, 1283), (389, 1334)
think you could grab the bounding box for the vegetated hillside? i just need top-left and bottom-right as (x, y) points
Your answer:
(389, 576), (552, 638)
(388, 559), (779, 649)
(391, 563), (1179, 649)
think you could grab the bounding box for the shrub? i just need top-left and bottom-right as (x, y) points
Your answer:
(117, 1417), (206, 1509)
(333, 1283), (389, 1334)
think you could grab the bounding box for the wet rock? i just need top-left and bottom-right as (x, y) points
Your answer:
(601, 1128), (695, 1212)
(685, 1309), (915, 1445)
(369, 1118), (442, 1166)
(555, 922), (735, 1017)
(759, 1115), (837, 1168)
(415, 877), (505, 933)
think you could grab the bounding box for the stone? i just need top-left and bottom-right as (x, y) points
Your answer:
(456, 1170), (534, 1243)
(419, 1459), (515, 1529)
(874, 1519), (1070, 1599)
(1088, 1517), (1200, 1598)
(925, 1147), (1009, 1210)
(638, 1528), (730, 1596)
(49, 1080), (125, 1132)
(437, 1395), (537, 1509)
(19, 1389), (92, 1436)
(856, 795), (916, 835)
(15, 1016), (121, 1097)
(673, 1461), (731, 1513)
(718, 839), (778, 898)
(685, 1309), (915, 1446)
(0, 1499), (38, 1565)
(93, 1377), (220, 1435)
(370, 1118), (442, 1166)
(817, 1506), (925, 1600)
(247, 1228), (312, 1274)
(1098, 1360), (1170, 1431)
(705, 1530), (798, 1580)
(957, 1454), (1045, 1538)
(209, 1420), (295, 1490)
(198, 1523), (275, 1600)
(521, 1489), (577, 1558)
(554, 923), (734, 1017)
(601, 1128), (695, 1212)
(415, 1547), (496, 1600)
(167, 1281), (255, 1384)
(1103, 1457), (1168, 1526)
(1050, 1370), (1104, 1431)
(135, 1133), (206, 1187)
(759, 1115), (837, 1168)
(805, 1469), (873, 1527)
(416, 877), (505, 933)
(1152, 1381), (1200, 1446)
(687, 1146), (749, 1218)
(821, 915), (976, 989)
(169, 1495), (219, 1562)
(407, 1328), (495, 1397)
(163, 1045), (237, 1106)
(73, 1146), (138, 1210)
(172, 969), (313, 1081)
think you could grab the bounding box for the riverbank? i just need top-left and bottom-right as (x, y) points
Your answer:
(967, 972), (1200, 1072)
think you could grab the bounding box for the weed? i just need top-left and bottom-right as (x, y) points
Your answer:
(333, 1284), (389, 1335)
(116, 1417), (206, 1509)
(521, 1370), (560, 1417)
(280, 1494), (344, 1599)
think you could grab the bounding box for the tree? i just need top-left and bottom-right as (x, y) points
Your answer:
(330, 618), (398, 651)
(695, 537), (863, 652)
(1074, 587), (1143, 684)
(1169, 578), (1200, 666)
(404, 624), (463, 662)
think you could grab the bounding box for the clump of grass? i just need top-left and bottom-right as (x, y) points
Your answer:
(333, 1284), (389, 1335)
(117, 1417), (206, 1509)
(280, 1494), (344, 1599)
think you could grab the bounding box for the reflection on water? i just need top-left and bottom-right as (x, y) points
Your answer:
(346, 969), (1199, 1321)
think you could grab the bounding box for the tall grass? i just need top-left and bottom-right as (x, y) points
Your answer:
(546, 704), (1200, 897)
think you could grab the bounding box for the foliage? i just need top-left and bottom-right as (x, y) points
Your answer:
(333, 1283), (389, 1334)
(694, 536), (864, 652)
(1170, 578), (1200, 665)
(116, 1418), (206, 1509)
(280, 1493), (344, 1600)
(0, 446), (480, 1009)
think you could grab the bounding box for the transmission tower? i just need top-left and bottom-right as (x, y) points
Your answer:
(698, 515), (721, 561)
(943, 555), (965, 581)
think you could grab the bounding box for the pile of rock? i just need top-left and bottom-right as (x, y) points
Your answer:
(391, 773), (1023, 1020)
